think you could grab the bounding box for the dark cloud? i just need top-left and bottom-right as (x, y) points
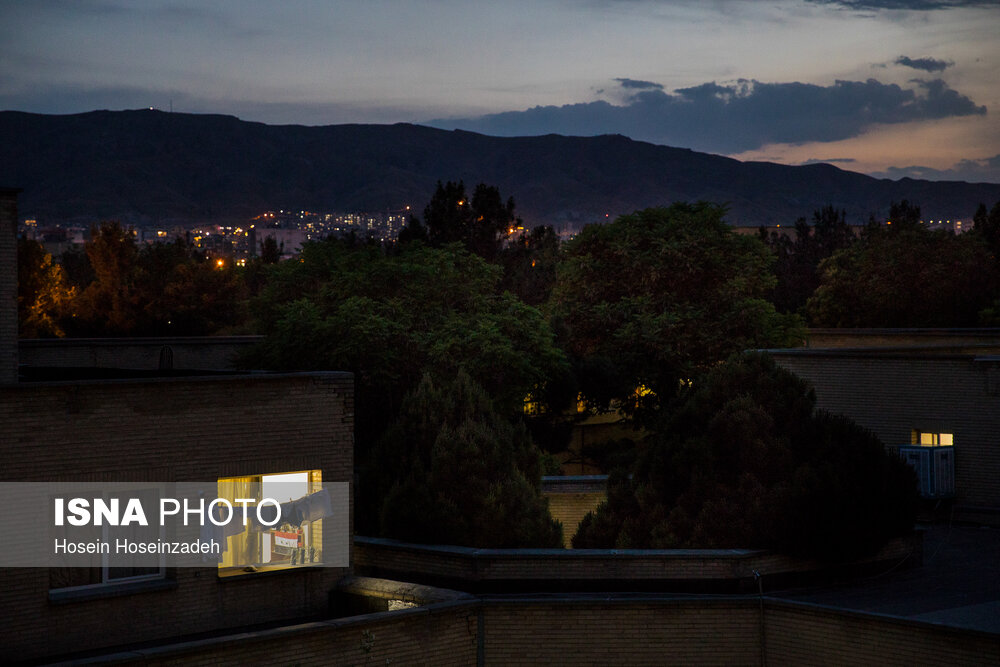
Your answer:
(426, 77), (986, 154)
(895, 55), (952, 71)
(872, 155), (1000, 183)
(613, 78), (664, 90)
(806, 0), (998, 10)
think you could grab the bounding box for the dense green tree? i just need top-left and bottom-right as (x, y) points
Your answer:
(377, 372), (562, 548)
(886, 199), (922, 231)
(973, 201), (1000, 257)
(58, 245), (95, 290)
(246, 238), (566, 414)
(548, 203), (802, 419)
(498, 225), (560, 306)
(63, 223), (246, 336)
(68, 221), (140, 335)
(413, 180), (518, 261)
(806, 222), (998, 327)
(17, 238), (76, 338)
(573, 353), (918, 561)
(975, 201), (1000, 325)
(259, 236), (282, 264)
(141, 260), (246, 335)
(243, 238), (568, 529)
(763, 206), (856, 314)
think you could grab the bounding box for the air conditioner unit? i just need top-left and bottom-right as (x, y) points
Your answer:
(898, 446), (955, 498)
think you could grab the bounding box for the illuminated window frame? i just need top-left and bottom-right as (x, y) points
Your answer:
(216, 470), (324, 577)
(911, 430), (954, 447)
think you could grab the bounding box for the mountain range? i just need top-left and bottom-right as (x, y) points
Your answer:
(2, 109), (999, 229)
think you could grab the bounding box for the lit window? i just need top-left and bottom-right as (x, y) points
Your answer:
(523, 394), (542, 416)
(217, 470), (325, 576)
(912, 430), (954, 447)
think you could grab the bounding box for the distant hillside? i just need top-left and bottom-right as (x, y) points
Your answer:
(2, 109), (998, 228)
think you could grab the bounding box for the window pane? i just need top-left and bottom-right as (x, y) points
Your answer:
(218, 471), (323, 574)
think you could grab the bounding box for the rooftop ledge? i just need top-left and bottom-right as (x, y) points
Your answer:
(9, 368), (353, 388)
(355, 535), (764, 559)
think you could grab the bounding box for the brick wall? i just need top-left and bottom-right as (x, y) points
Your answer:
(68, 595), (999, 666)
(542, 476), (607, 547)
(544, 490), (606, 546)
(771, 350), (1000, 510)
(135, 602), (479, 667)
(764, 599), (999, 666)
(0, 371), (354, 662)
(0, 188), (18, 384)
(353, 534), (918, 592)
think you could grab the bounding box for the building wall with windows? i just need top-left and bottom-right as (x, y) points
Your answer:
(770, 348), (1000, 514)
(0, 371), (354, 662)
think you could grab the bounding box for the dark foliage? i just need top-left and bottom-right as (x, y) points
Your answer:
(806, 214), (1000, 327)
(63, 222), (246, 337)
(498, 225), (560, 306)
(762, 206), (856, 314)
(406, 180), (518, 261)
(241, 237), (567, 533)
(17, 238), (75, 337)
(376, 372), (563, 548)
(573, 353), (918, 561)
(548, 203), (802, 420)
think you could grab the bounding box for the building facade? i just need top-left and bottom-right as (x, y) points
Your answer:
(771, 341), (1000, 520)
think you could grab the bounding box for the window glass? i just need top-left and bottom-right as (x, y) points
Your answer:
(217, 470), (323, 575)
(913, 431), (954, 447)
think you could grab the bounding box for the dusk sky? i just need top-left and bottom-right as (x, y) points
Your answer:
(2, 0), (999, 182)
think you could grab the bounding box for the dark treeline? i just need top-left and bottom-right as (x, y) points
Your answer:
(17, 186), (1000, 556)
(762, 199), (1000, 326)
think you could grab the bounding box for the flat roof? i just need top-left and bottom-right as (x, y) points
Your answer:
(776, 525), (1000, 634)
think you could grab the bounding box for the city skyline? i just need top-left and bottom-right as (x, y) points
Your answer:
(2, 0), (999, 181)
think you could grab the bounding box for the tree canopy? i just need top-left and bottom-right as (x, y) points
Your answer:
(243, 236), (569, 533)
(404, 180), (519, 262)
(376, 371), (562, 548)
(245, 238), (566, 416)
(548, 203), (802, 418)
(806, 221), (999, 327)
(573, 352), (918, 561)
(17, 238), (76, 338)
(48, 221), (246, 337)
(762, 206), (855, 314)
(498, 224), (560, 307)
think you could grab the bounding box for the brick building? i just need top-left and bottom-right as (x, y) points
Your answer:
(1, 187), (19, 384)
(770, 332), (1000, 522)
(0, 190), (357, 662)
